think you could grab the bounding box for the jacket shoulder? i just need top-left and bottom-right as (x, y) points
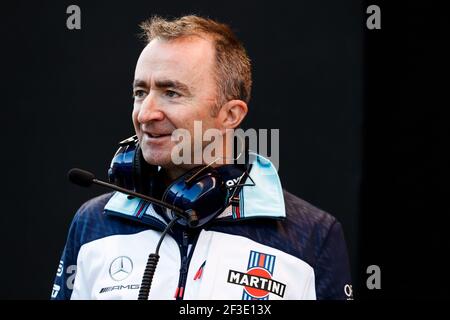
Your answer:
(283, 189), (337, 232)
(70, 192), (148, 247)
(76, 192), (114, 218)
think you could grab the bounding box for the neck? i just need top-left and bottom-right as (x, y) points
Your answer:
(163, 131), (237, 182)
(162, 166), (190, 184)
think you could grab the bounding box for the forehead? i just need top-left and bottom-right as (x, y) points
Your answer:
(134, 36), (216, 85)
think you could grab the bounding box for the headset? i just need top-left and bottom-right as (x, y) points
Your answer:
(68, 135), (255, 300)
(108, 135), (254, 229)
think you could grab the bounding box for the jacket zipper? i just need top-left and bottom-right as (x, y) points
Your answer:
(175, 230), (199, 300)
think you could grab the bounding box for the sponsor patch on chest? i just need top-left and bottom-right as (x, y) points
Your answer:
(227, 250), (286, 300)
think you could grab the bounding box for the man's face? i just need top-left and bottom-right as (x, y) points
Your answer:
(132, 36), (220, 170)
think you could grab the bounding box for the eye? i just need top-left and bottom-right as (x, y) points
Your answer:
(133, 89), (147, 99)
(165, 90), (181, 98)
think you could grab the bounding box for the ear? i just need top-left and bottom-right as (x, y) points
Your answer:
(216, 99), (248, 129)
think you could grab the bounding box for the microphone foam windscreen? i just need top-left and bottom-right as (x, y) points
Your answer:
(68, 168), (95, 187)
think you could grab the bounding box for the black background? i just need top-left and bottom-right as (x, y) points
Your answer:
(361, 1), (449, 299)
(0, 0), (447, 300)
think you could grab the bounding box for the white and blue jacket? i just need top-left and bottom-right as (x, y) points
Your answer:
(51, 154), (352, 300)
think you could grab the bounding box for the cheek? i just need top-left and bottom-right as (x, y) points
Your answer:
(132, 103), (139, 117)
(163, 108), (195, 129)
(132, 106), (140, 130)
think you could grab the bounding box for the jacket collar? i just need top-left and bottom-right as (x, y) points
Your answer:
(216, 152), (285, 221)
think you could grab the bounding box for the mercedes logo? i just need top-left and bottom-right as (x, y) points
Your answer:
(109, 256), (133, 281)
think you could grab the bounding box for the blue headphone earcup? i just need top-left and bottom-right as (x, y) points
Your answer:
(108, 136), (158, 196)
(162, 166), (229, 228)
(133, 143), (159, 196)
(109, 140), (138, 190)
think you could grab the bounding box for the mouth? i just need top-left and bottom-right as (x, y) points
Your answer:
(147, 133), (171, 138)
(143, 132), (172, 141)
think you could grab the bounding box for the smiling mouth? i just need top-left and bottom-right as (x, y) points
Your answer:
(145, 132), (171, 139)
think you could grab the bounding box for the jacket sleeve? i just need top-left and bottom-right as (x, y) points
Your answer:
(50, 210), (83, 300)
(314, 220), (353, 300)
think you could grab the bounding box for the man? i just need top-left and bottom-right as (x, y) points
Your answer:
(51, 15), (352, 300)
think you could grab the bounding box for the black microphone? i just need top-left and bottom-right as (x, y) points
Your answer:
(67, 168), (198, 227)
(68, 168), (95, 187)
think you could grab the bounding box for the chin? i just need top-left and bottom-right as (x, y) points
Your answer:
(141, 150), (173, 167)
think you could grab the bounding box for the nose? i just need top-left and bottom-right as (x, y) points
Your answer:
(136, 93), (165, 124)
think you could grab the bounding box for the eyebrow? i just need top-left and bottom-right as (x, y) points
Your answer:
(132, 79), (192, 96)
(132, 79), (147, 89)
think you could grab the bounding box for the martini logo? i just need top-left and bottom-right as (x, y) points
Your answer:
(227, 250), (286, 300)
